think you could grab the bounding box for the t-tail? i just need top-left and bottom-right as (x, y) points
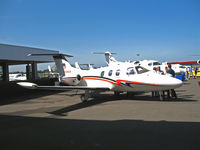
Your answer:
(28, 53), (73, 79)
(92, 51), (117, 64)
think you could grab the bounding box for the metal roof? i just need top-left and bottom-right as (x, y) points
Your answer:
(0, 43), (59, 64)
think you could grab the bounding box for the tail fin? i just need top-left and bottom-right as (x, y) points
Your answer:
(104, 51), (117, 64)
(92, 51), (117, 64)
(28, 53), (73, 77)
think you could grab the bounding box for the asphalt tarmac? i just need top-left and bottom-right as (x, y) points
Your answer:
(0, 78), (200, 150)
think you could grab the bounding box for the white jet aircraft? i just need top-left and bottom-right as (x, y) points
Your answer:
(9, 73), (27, 81)
(99, 51), (187, 74)
(135, 60), (187, 74)
(17, 53), (183, 102)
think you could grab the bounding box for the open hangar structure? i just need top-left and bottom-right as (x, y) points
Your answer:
(0, 43), (59, 82)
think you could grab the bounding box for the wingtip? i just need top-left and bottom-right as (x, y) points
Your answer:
(17, 82), (38, 89)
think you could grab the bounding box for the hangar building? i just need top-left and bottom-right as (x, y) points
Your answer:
(0, 43), (59, 82)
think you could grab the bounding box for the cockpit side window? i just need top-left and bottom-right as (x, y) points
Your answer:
(16, 74), (21, 78)
(179, 66), (186, 69)
(148, 63), (152, 66)
(135, 66), (149, 74)
(127, 67), (135, 75)
(108, 70), (113, 76)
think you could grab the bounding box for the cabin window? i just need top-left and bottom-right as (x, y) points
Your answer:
(116, 69), (120, 76)
(101, 71), (105, 77)
(108, 70), (113, 76)
(127, 67), (135, 75)
(135, 66), (149, 74)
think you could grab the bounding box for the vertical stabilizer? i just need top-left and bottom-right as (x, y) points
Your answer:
(28, 53), (73, 78)
(104, 51), (117, 64)
(92, 51), (117, 64)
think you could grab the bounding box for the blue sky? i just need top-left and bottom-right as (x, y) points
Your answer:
(0, 0), (200, 71)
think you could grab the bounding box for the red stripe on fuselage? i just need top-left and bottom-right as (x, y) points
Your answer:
(116, 79), (164, 86)
(83, 77), (121, 86)
(62, 77), (164, 86)
(62, 78), (76, 81)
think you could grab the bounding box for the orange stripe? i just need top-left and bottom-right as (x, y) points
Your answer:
(116, 79), (163, 86)
(62, 77), (163, 86)
(62, 78), (76, 81)
(83, 77), (122, 86)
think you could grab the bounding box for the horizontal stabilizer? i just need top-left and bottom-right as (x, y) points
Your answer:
(92, 52), (116, 55)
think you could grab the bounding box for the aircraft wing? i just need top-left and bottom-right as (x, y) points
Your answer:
(167, 60), (200, 65)
(17, 82), (110, 91)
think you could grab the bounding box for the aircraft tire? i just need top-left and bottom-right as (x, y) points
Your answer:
(114, 91), (120, 96)
(80, 95), (88, 103)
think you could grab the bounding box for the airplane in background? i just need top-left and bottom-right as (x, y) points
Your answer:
(136, 60), (187, 74)
(75, 62), (94, 70)
(47, 65), (59, 78)
(9, 73), (27, 81)
(17, 53), (183, 102)
(99, 51), (199, 74)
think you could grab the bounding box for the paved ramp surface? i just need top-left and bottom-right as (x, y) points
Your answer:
(0, 78), (200, 150)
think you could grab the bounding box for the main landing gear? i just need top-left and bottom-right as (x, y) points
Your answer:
(114, 91), (120, 96)
(80, 90), (90, 102)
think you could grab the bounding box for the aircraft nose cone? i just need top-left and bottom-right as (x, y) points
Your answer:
(174, 78), (183, 88)
(153, 74), (183, 89)
(165, 77), (183, 89)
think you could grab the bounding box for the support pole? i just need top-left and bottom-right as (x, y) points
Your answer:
(26, 64), (31, 80)
(31, 62), (38, 81)
(2, 63), (9, 82)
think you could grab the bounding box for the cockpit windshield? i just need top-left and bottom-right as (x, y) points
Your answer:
(135, 66), (149, 74)
(179, 66), (186, 69)
(127, 67), (135, 75)
(153, 62), (161, 66)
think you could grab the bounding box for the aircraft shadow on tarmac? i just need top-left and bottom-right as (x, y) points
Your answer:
(49, 93), (197, 116)
(0, 90), (65, 106)
(0, 114), (200, 150)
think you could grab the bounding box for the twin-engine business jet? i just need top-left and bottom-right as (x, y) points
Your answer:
(17, 53), (183, 102)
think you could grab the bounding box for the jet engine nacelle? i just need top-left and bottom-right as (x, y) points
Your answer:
(62, 74), (82, 86)
(197, 60), (200, 64)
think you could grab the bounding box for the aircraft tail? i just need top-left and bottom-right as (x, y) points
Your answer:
(92, 51), (117, 64)
(28, 53), (73, 78)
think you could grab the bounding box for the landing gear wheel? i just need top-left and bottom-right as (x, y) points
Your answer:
(127, 92), (135, 97)
(114, 91), (120, 96)
(80, 94), (88, 103)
